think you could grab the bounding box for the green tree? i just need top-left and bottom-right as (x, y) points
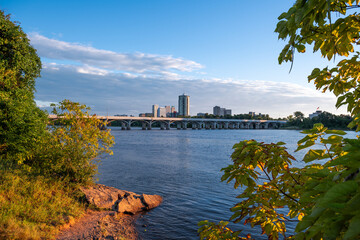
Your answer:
(33, 100), (115, 185)
(294, 111), (304, 120)
(199, 1), (360, 239)
(0, 10), (47, 169)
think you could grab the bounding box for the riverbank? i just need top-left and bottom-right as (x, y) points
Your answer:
(56, 184), (162, 240)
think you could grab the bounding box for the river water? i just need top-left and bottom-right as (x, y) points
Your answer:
(98, 128), (357, 239)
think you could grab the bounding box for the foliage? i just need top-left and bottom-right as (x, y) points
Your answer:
(0, 171), (84, 240)
(191, 113), (272, 120)
(199, 1), (360, 239)
(0, 10), (47, 168)
(286, 111), (353, 129)
(198, 221), (246, 240)
(32, 100), (115, 185)
(0, 9), (115, 239)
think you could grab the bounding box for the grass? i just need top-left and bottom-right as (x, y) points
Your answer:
(0, 170), (85, 240)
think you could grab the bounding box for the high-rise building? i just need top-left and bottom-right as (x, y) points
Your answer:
(213, 106), (221, 116)
(165, 106), (171, 117)
(214, 106), (232, 116)
(157, 107), (166, 117)
(178, 94), (190, 116)
(152, 104), (159, 117)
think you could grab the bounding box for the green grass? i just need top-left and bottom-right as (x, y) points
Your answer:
(0, 171), (85, 240)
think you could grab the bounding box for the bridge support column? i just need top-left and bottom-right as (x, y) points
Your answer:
(224, 122), (229, 129)
(177, 122), (181, 130)
(160, 122), (165, 130)
(255, 123), (260, 129)
(235, 123), (240, 129)
(126, 121), (131, 130)
(142, 122), (146, 130)
(147, 121), (152, 130)
(192, 122), (197, 130)
(166, 121), (170, 130)
(121, 122), (126, 130)
(211, 122), (216, 129)
(182, 122), (187, 130)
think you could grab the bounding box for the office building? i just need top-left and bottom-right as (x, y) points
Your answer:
(152, 104), (159, 117)
(309, 109), (322, 119)
(213, 106), (232, 116)
(178, 94), (190, 116)
(157, 107), (166, 117)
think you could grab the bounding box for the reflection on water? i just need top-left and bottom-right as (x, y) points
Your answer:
(98, 128), (357, 240)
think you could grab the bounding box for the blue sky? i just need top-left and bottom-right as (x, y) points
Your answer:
(2, 0), (346, 117)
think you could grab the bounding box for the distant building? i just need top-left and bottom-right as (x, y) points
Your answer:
(145, 113), (152, 117)
(165, 106), (171, 114)
(152, 104), (159, 117)
(197, 113), (207, 117)
(225, 109), (232, 116)
(115, 114), (128, 116)
(139, 113), (146, 117)
(309, 109), (322, 119)
(213, 106), (221, 116)
(213, 106), (232, 116)
(178, 94), (190, 116)
(157, 107), (166, 117)
(249, 112), (255, 117)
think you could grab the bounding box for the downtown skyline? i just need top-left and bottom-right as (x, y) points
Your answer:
(2, 1), (347, 118)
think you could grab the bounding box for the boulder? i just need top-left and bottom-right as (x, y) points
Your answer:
(80, 184), (162, 214)
(142, 194), (163, 210)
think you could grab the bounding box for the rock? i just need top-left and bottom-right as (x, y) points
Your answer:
(141, 194), (163, 210)
(115, 193), (143, 214)
(80, 184), (162, 214)
(80, 184), (129, 209)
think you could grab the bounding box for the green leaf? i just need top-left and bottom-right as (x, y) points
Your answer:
(344, 215), (360, 240)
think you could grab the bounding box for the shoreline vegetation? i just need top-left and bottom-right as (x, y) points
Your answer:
(0, 10), (162, 240)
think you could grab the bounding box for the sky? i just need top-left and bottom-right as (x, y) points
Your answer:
(2, 0), (348, 118)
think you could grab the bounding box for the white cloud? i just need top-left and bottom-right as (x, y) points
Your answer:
(35, 63), (344, 117)
(30, 34), (346, 118)
(29, 33), (203, 73)
(35, 100), (56, 108)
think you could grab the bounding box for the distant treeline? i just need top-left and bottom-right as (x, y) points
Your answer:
(190, 113), (273, 120)
(286, 111), (353, 130)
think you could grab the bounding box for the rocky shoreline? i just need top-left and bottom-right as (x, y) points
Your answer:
(56, 184), (162, 240)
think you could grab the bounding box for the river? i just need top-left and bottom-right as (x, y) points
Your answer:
(98, 128), (357, 239)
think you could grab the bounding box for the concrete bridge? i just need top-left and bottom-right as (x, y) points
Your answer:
(49, 115), (286, 130)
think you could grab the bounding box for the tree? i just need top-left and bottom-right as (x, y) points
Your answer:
(0, 10), (47, 169)
(33, 100), (115, 185)
(198, 1), (360, 239)
(294, 111), (304, 120)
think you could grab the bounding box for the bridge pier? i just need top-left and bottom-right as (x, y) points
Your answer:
(177, 122), (181, 130)
(182, 122), (187, 130)
(160, 122), (165, 130)
(121, 122), (126, 130)
(142, 122), (147, 130)
(126, 120), (131, 130)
